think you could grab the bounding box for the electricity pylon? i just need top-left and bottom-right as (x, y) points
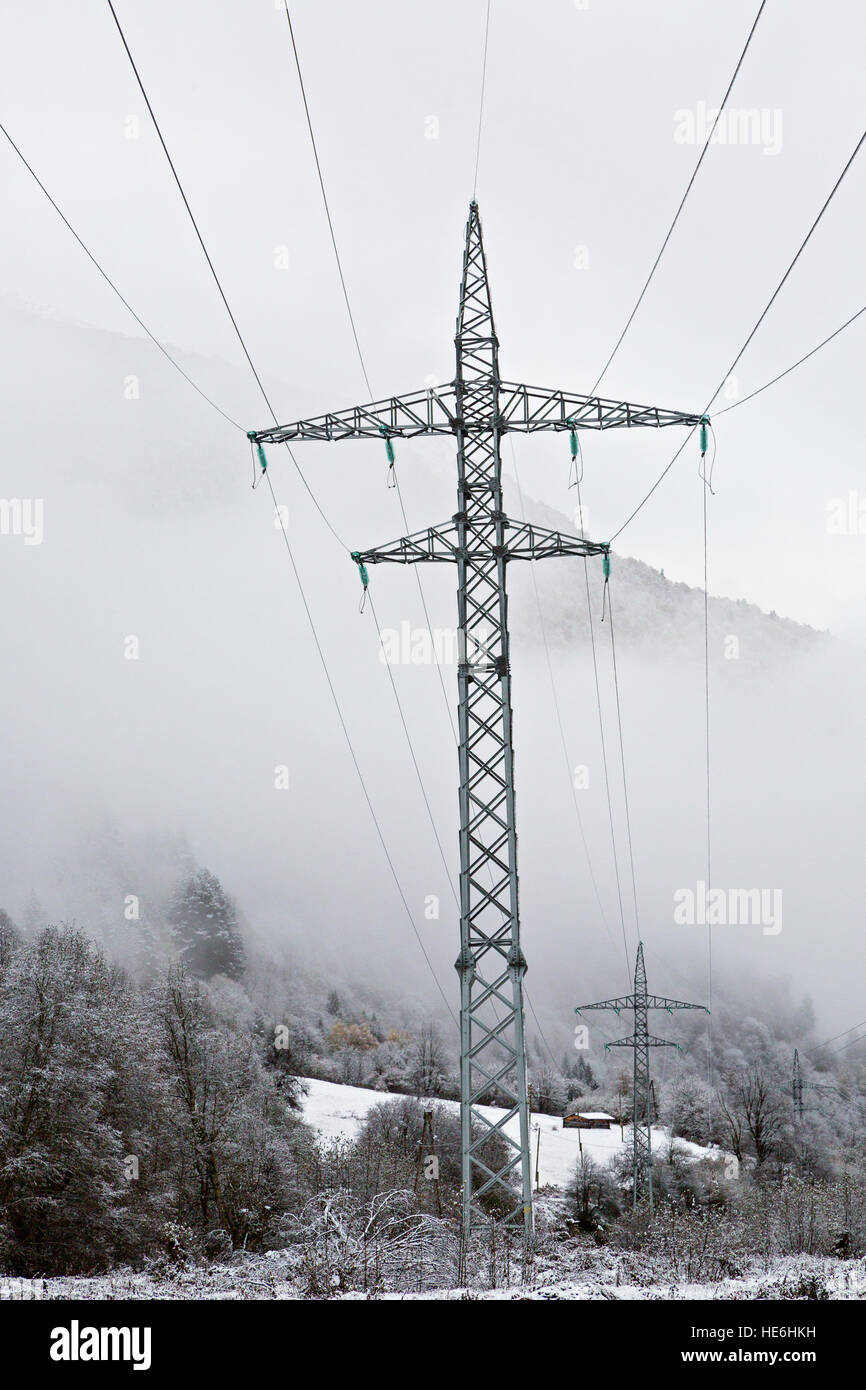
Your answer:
(249, 203), (701, 1238)
(792, 1048), (804, 1119)
(792, 1047), (841, 1121)
(575, 942), (707, 1207)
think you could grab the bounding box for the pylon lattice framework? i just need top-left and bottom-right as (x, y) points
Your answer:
(576, 941), (707, 1206)
(251, 204), (701, 1236)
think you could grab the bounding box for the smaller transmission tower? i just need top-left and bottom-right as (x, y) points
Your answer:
(792, 1048), (804, 1120)
(791, 1048), (841, 1122)
(575, 943), (707, 1207)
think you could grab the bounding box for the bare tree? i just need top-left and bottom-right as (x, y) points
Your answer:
(718, 1065), (783, 1165)
(410, 1023), (449, 1097)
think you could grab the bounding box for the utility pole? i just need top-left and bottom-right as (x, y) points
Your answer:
(249, 204), (700, 1239)
(576, 942), (707, 1207)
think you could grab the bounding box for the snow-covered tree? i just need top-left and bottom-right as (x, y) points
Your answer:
(166, 868), (246, 981)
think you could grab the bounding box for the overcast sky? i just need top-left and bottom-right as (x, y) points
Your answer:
(1, 0), (864, 633)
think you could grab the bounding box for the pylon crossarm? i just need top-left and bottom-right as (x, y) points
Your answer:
(501, 521), (607, 562)
(645, 994), (710, 1012)
(355, 519), (607, 567)
(248, 382), (701, 446)
(497, 381), (703, 433)
(646, 1035), (682, 1048)
(248, 385), (458, 445)
(355, 522), (458, 565)
(605, 1037), (638, 1050)
(575, 996), (636, 1014)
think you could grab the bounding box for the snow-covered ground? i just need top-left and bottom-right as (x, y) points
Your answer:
(18, 1080), (763, 1302)
(25, 1254), (866, 1302)
(300, 1077), (717, 1188)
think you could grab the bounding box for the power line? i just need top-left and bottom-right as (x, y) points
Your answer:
(702, 470), (714, 1117)
(604, 585), (641, 945)
(372, 526), (566, 1071)
(0, 119), (244, 434)
(823, 1030), (866, 1060)
(106, 1), (276, 414)
(282, 2), (373, 399)
(394, 473), (460, 745)
(509, 443), (629, 979)
(280, 3), (459, 747)
(591, 0), (767, 393)
(370, 553), (566, 1071)
(472, 0), (492, 200)
(573, 485), (633, 984)
(279, 0), (468, 929)
(105, 0), (346, 548)
(369, 556), (564, 1069)
(264, 472), (458, 1028)
(715, 304), (866, 416)
(6, 101), (451, 1030)
(365, 591), (459, 912)
(805, 1019), (866, 1059)
(706, 128), (866, 412)
(610, 124), (866, 542)
(278, 0), (507, 1060)
(277, 5), (501, 1051)
(103, 2), (458, 1019)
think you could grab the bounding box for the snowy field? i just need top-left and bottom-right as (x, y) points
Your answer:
(300, 1077), (714, 1188)
(22, 1254), (866, 1302)
(16, 1080), (848, 1302)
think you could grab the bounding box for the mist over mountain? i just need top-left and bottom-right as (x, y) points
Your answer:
(1, 298), (862, 1050)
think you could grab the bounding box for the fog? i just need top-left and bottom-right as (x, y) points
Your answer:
(0, 1), (864, 1050)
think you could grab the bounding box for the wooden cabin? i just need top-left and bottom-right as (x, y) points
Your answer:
(562, 1111), (614, 1130)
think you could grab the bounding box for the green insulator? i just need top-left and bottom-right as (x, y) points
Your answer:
(350, 551), (369, 588)
(380, 427), (395, 465)
(699, 416), (709, 455)
(602, 549), (611, 580)
(256, 443), (268, 472)
(569, 428), (579, 459)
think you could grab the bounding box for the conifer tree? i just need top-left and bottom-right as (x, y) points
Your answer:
(166, 869), (246, 981)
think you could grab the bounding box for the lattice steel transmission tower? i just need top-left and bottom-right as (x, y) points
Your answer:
(792, 1047), (804, 1119)
(791, 1047), (841, 1122)
(576, 942), (707, 1207)
(249, 204), (700, 1237)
